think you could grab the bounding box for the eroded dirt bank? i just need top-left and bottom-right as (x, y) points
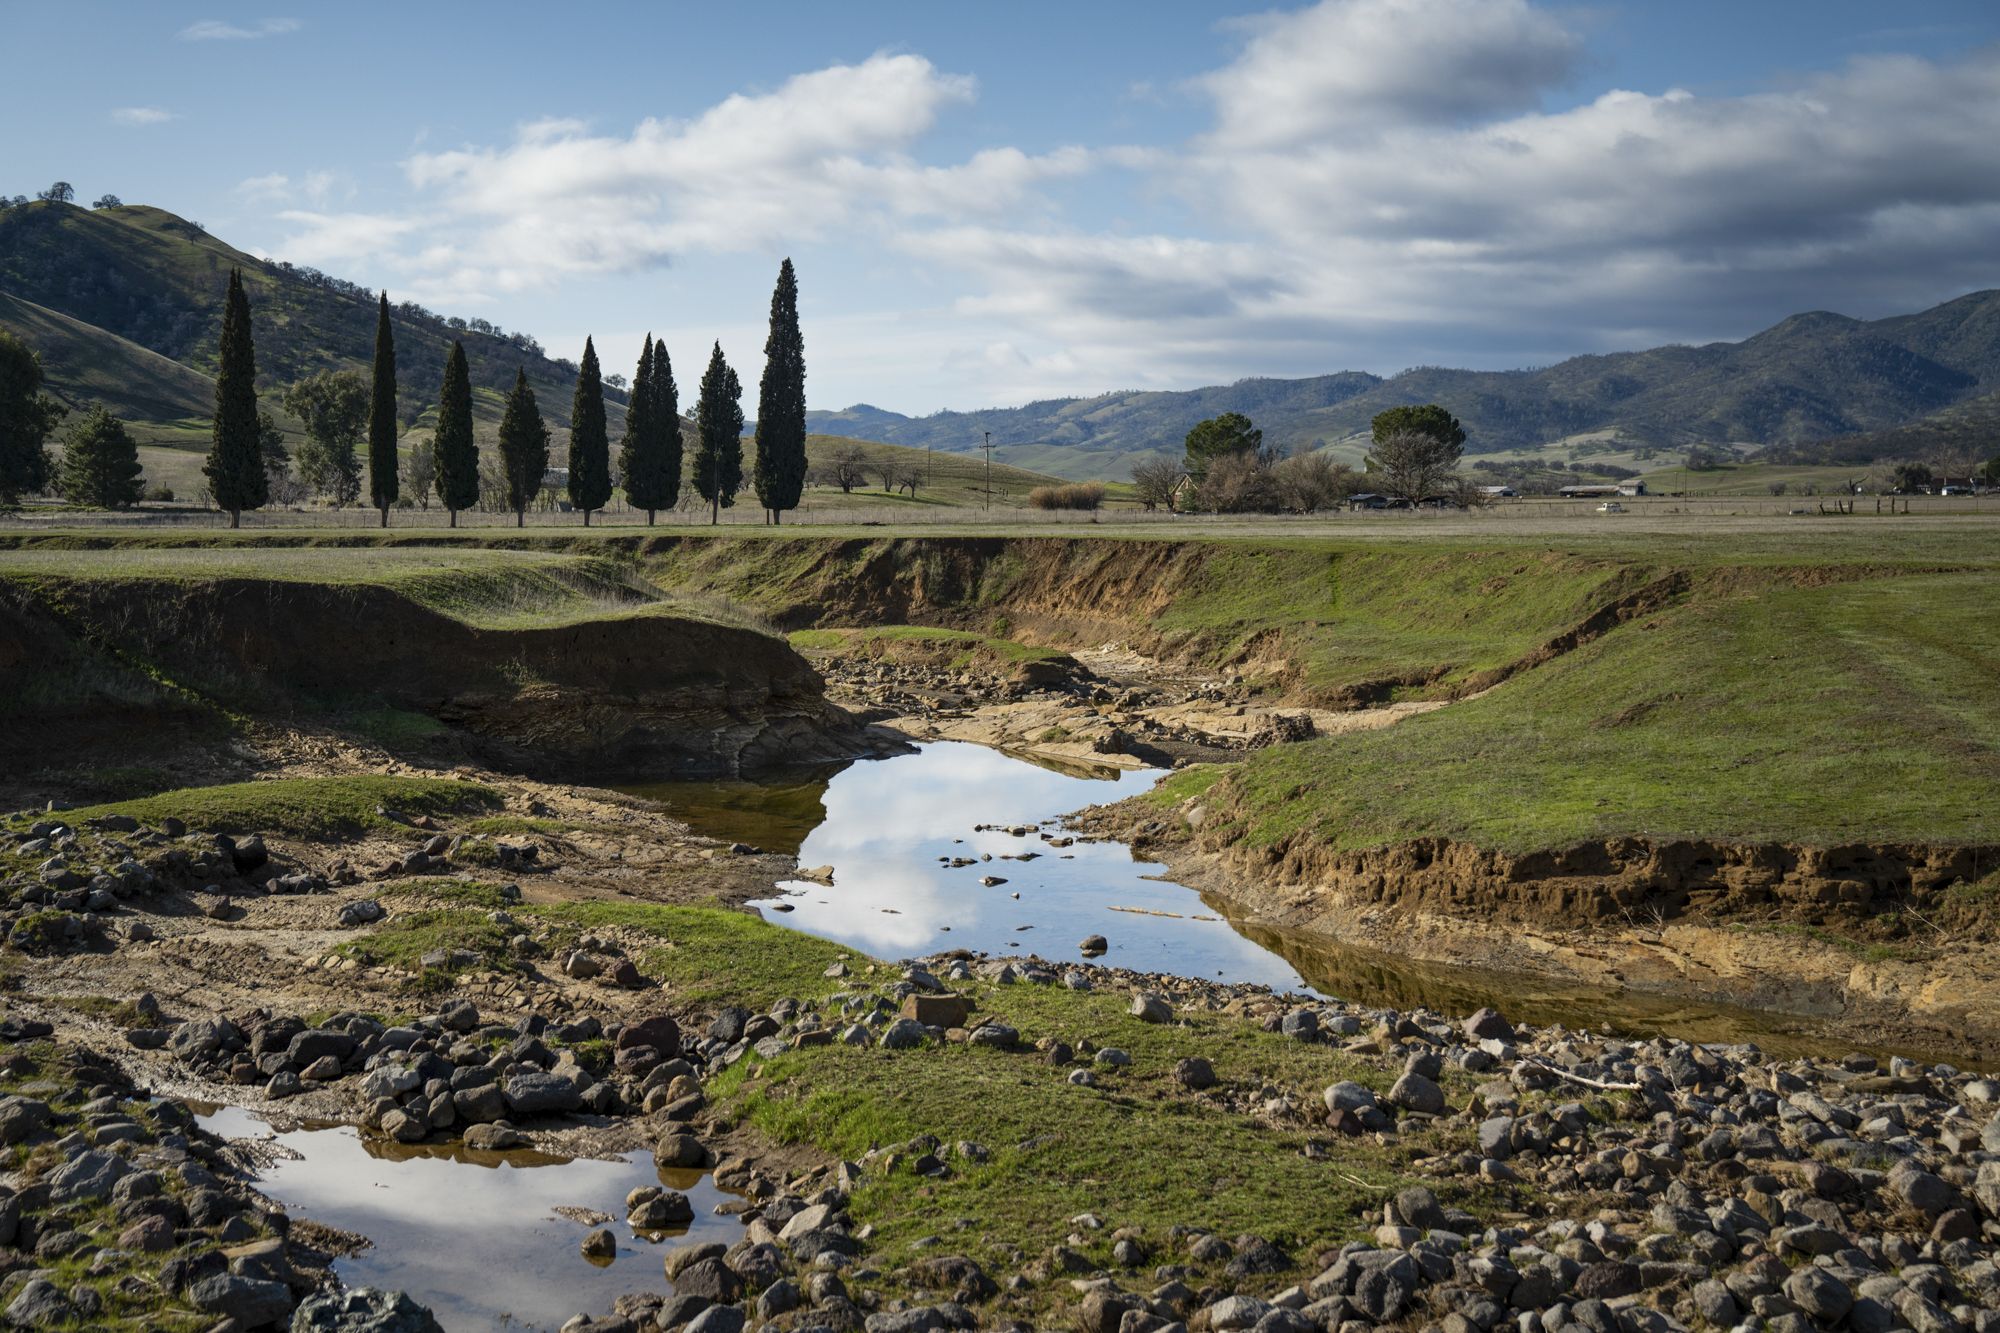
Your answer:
(0, 575), (877, 787)
(1069, 793), (2000, 1063)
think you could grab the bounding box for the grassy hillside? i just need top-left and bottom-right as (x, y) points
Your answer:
(1203, 565), (2000, 852)
(810, 291), (2000, 469)
(0, 292), (215, 446)
(0, 200), (625, 444)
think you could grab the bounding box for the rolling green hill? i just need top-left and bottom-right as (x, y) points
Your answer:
(810, 291), (2000, 469)
(0, 292), (216, 445)
(0, 200), (626, 451)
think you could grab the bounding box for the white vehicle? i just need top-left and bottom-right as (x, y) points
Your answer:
(1596, 502), (1624, 513)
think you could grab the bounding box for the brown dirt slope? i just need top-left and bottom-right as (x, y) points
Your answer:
(0, 575), (870, 780)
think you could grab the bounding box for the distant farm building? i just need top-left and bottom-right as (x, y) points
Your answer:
(1558, 482), (1647, 498)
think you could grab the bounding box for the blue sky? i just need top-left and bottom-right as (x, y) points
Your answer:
(7, 1), (2000, 413)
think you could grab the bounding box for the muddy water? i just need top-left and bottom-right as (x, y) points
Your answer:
(625, 743), (1979, 1068)
(202, 1107), (736, 1331)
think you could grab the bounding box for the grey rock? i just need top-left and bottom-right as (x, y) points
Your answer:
(686, 1307), (748, 1333)
(1783, 1268), (1853, 1323)
(289, 1287), (446, 1333)
(1323, 1081), (1377, 1113)
(1478, 1117), (1515, 1159)
(46, 1147), (131, 1203)
(1394, 1186), (1449, 1232)
(1387, 1072), (1445, 1115)
(504, 1070), (584, 1115)
(1130, 994), (1173, 1024)
(1174, 1057), (1216, 1088)
(1207, 1296), (1274, 1330)
(453, 1082), (507, 1123)
(170, 1014), (240, 1060)
(881, 1019), (928, 1050)
(1280, 1011), (1319, 1041)
(4, 1279), (71, 1326)
(0, 1096), (51, 1145)
(864, 1310), (945, 1333)
(1893, 1164), (1953, 1216)
(188, 1272), (294, 1326)
(1353, 1266), (1414, 1322)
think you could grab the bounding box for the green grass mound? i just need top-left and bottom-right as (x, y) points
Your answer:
(527, 902), (855, 1009)
(1201, 570), (2000, 851)
(15, 776), (501, 839)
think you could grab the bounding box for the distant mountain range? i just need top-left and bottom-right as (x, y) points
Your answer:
(812, 290), (2000, 471)
(0, 200), (624, 450)
(7, 198), (1997, 473)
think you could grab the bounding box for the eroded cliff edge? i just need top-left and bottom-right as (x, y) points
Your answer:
(0, 575), (878, 781)
(1073, 789), (2000, 1063)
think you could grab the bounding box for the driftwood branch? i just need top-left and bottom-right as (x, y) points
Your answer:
(1518, 1058), (1642, 1092)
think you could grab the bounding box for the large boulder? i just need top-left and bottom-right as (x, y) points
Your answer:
(0, 1096), (50, 1145)
(187, 1273), (293, 1327)
(171, 1015), (241, 1061)
(503, 1071), (584, 1116)
(47, 1148), (132, 1203)
(1387, 1073), (1445, 1115)
(290, 1287), (447, 1333)
(618, 1014), (682, 1056)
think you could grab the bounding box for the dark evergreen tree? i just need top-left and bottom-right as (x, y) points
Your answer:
(368, 292), (399, 526)
(653, 338), (682, 509)
(497, 367), (549, 528)
(203, 268), (266, 527)
(0, 328), (64, 504)
(434, 342), (480, 526)
(754, 258), (808, 524)
(57, 403), (145, 508)
(617, 335), (662, 522)
(692, 342), (743, 525)
(566, 336), (612, 525)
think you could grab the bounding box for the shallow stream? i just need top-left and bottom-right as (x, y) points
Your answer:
(206, 742), (1972, 1329)
(624, 742), (1960, 1067)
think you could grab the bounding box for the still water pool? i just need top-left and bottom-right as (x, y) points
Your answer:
(202, 1106), (733, 1331)
(624, 742), (1307, 986)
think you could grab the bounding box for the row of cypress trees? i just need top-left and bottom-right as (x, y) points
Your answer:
(200, 259), (810, 528)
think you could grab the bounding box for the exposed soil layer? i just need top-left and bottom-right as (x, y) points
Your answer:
(0, 575), (874, 782)
(1072, 794), (2000, 1062)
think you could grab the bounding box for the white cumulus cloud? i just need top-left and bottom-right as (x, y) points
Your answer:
(246, 1), (2000, 402)
(272, 53), (1090, 303)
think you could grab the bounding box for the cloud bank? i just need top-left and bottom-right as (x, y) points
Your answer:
(257, 1), (2000, 400)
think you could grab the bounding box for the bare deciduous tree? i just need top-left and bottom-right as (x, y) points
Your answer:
(1371, 429), (1464, 503)
(1130, 456), (1182, 511)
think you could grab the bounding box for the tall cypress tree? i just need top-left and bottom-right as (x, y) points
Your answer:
(754, 258), (808, 524)
(433, 341), (480, 526)
(203, 268), (266, 527)
(618, 335), (664, 523)
(368, 292), (399, 526)
(566, 337), (611, 525)
(653, 338), (682, 511)
(497, 367), (549, 528)
(692, 342), (743, 526)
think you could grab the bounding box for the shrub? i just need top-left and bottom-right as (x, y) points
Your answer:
(144, 485), (174, 502)
(1027, 481), (1106, 510)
